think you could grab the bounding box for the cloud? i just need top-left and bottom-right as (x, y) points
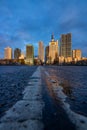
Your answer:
(0, 0), (87, 58)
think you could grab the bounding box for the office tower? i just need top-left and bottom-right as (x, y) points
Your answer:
(19, 53), (25, 59)
(45, 46), (49, 63)
(14, 48), (21, 59)
(49, 34), (58, 63)
(26, 44), (34, 65)
(4, 47), (12, 59)
(60, 33), (72, 58)
(38, 41), (44, 63)
(72, 49), (82, 61)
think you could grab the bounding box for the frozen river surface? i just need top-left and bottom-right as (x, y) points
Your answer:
(0, 66), (87, 130)
(0, 66), (37, 117)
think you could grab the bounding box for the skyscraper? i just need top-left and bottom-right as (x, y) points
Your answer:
(38, 41), (44, 63)
(4, 47), (12, 59)
(60, 33), (72, 58)
(45, 46), (49, 63)
(49, 34), (58, 63)
(72, 49), (82, 61)
(26, 44), (34, 65)
(14, 48), (21, 59)
(19, 53), (25, 59)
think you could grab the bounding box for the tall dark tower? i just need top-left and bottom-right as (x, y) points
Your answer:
(14, 48), (21, 59)
(60, 33), (72, 58)
(45, 46), (49, 63)
(26, 44), (34, 65)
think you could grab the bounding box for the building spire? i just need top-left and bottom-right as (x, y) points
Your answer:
(51, 33), (54, 41)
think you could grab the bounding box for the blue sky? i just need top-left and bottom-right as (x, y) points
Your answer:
(0, 0), (87, 58)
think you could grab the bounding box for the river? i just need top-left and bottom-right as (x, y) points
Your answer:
(44, 66), (87, 117)
(0, 66), (37, 117)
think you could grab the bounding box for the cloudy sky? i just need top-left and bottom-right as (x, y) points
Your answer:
(0, 0), (87, 58)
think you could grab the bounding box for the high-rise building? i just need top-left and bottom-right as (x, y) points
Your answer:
(25, 44), (34, 65)
(38, 41), (44, 63)
(49, 34), (58, 63)
(19, 53), (25, 59)
(45, 46), (49, 63)
(4, 47), (12, 59)
(14, 48), (21, 59)
(72, 49), (82, 61)
(60, 33), (72, 58)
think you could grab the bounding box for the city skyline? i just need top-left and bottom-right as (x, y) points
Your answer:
(3, 34), (83, 61)
(0, 0), (87, 58)
(0, 33), (85, 59)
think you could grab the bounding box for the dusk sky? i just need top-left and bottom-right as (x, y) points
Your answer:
(0, 0), (87, 58)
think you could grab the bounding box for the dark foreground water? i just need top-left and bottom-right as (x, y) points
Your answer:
(0, 65), (87, 121)
(44, 66), (87, 117)
(0, 66), (37, 118)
